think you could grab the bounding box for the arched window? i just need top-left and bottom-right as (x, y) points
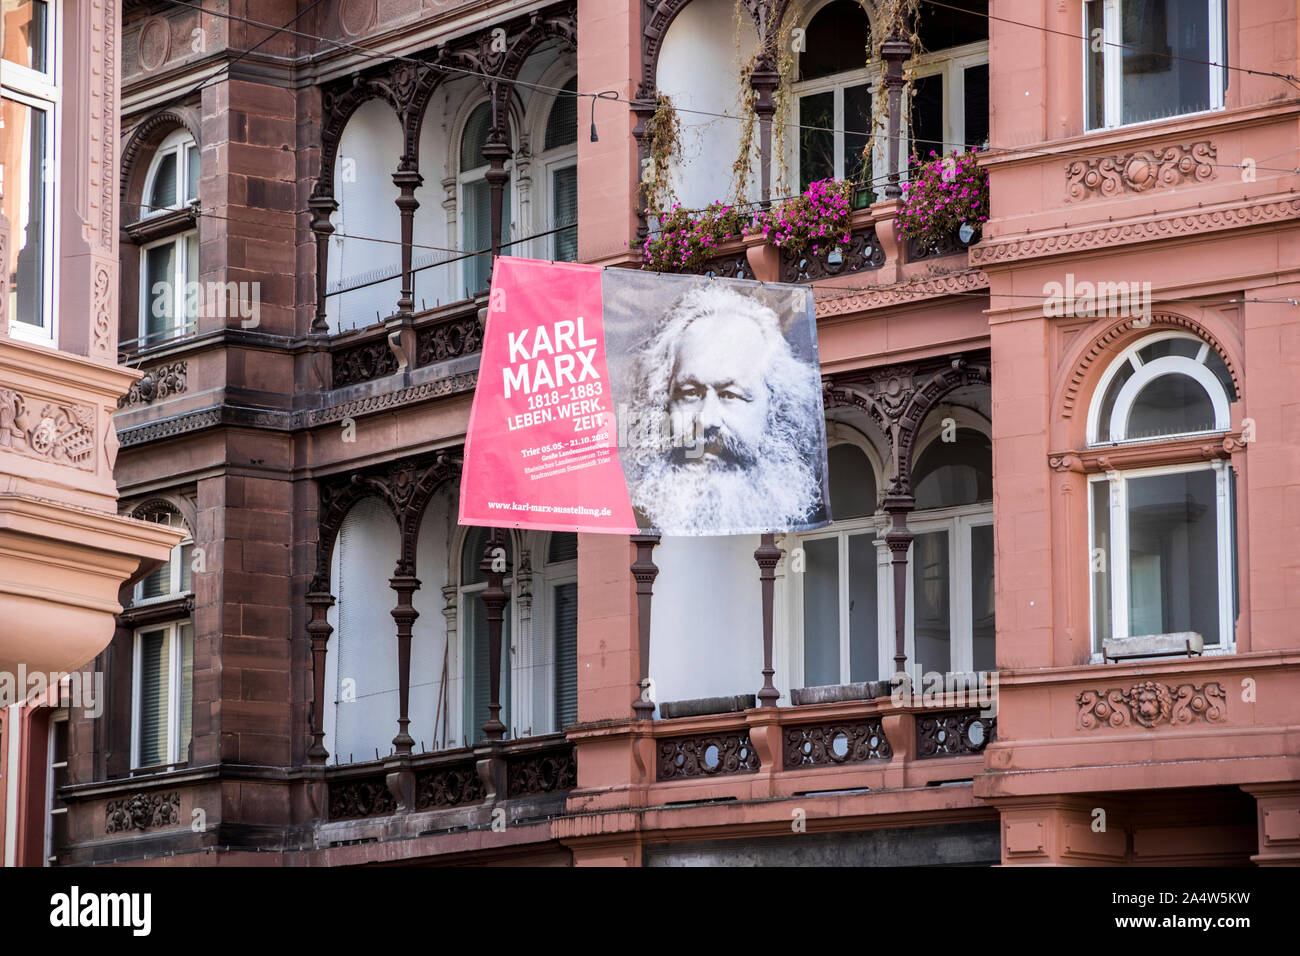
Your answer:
(798, 439), (881, 688)
(908, 421), (994, 676)
(126, 507), (195, 770)
(137, 129), (200, 347)
(540, 76), (578, 262)
(459, 102), (514, 295)
(459, 526), (513, 742)
(1087, 333), (1237, 653)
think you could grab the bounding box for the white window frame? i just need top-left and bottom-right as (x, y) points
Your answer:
(1083, 0), (1226, 133)
(534, 532), (578, 734)
(2, 0), (60, 344)
(1087, 331), (1232, 446)
(130, 621), (191, 769)
(137, 231), (199, 346)
(791, 38), (988, 191)
(536, 74), (578, 262)
(131, 523), (193, 607)
(1088, 460), (1235, 654)
(44, 706), (68, 866)
(140, 128), (199, 217)
(903, 503), (995, 683)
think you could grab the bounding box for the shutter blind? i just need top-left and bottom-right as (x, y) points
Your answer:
(553, 582), (578, 730)
(552, 166), (578, 262)
(148, 151), (178, 211)
(137, 628), (171, 767)
(179, 622), (194, 761)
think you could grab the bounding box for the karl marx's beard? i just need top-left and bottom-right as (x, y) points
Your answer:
(631, 430), (819, 534)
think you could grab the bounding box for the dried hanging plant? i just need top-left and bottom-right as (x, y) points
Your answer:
(640, 91), (682, 217)
(731, 0), (797, 206)
(862, 0), (924, 195)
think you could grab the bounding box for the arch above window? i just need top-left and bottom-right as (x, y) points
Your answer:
(1088, 332), (1236, 446)
(912, 428), (992, 510)
(799, 0), (872, 82)
(460, 102), (513, 173)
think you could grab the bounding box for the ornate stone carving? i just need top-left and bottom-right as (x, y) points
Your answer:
(681, 249), (754, 281)
(815, 270), (989, 317)
(327, 776), (397, 820)
(137, 16), (171, 72)
(331, 338), (398, 388)
(506, 747), (577, 796)
(0, 389), (96, 469)
(414, 315), (484, 367)
(779, 225), (886, 282)
(104, 792), (181, 833)
(783, 719), (892, 769)
(972, 197), (1300, 266)
(414, 763), (484, 810)
(1066, 142), (1215, 201)
(907, 224), (978, 261)
(657, 731), (760, 780)
(1077, 681), (1226, 730)
(118, 361), (187, 408)
(92, 263), (112, 355)
(916, 710), (996, 757)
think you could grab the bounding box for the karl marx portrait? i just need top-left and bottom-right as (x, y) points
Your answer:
(621, 283), (829, 535)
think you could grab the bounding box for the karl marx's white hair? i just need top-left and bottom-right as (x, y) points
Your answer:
(625, 283), (825, 533)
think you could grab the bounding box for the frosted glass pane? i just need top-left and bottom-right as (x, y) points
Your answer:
(802, 537), (840, 686)
(847, 533), (879, 682)
(912, 531), (950, 673)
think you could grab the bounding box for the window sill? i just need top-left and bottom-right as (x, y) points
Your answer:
(1050, 430), (1245, 474)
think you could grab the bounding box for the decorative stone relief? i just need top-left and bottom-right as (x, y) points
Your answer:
(92, 264), (113, 355)
(1077, 681), (1226, 730)
(118, 361), (187, 408)
(0, 389), (96, 469)
(1066, 142), (1215, 201)
(105, 792), (181, 833)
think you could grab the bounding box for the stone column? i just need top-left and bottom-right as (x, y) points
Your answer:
(631, 534), (660, 718)
(308, 195), (338, 334)
(306, 590), (335, 763)
(883, 493), (915, 674)
(881, 34), (910, 200)
(755, 533), (782, 706)
(392, 168), (423, 316)
(390, 574), (419, 753)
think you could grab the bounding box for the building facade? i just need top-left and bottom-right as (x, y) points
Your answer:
(0, 0), (184, 865)
(18, 0), (1300, 866)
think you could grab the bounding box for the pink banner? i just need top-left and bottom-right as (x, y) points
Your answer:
(458, 257), (638, 533)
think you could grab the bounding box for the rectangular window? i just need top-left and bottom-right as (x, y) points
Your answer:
(3, 0), (57, 341)
(552, 580), (578, 729)
(131, 622), (194, 769)
(465, 589), (511, 742)
(1090, 463), (1235, 653)
(139, 232), (199, 345)
(797, 90), (835, 192)
(1085, 0), (1225, 131)
(45, 707), (68, 865)
(551, 164), (577, 263)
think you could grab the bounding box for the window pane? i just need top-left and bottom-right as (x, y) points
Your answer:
(802, 537), (840, 686)
(913, 429), (993, 509)
(844, 84), (873, 188)
(144, 242), (177, 343)
(1086, 0), (1105, 129)
(140, 553), (171, 600)
(1091, 480), (1112, 648)
(544, 77), (578, 150)
(913, 530), (950, 674)
(1126, 469), (1220, 643)
(1125, 373), (1216, 439)
(800, 0), (871, 81)
(918, 0), (988, 51)
(963, 64), (990, 148)
(547, 531), (578, 564)
(148, 152), (178, 212)
(970, 524), (995, 670)
(2, 97), (47, 328)
(798, 91), (834, 191)
(553, 581), (578, 729)
(910, 74), (945, 162)
(2, 1), (48, 72)
(467, 587), (511, 742)
(138, 629), (171, 767)
(462, 526), (512, 584)
(848, 533), (879, 682)
(828, 443), (876, 520)
(1096, 358), (1136, 443)
(186, 144), (200, 202)
(460, 102), (494, 171)
(179, 623), (194, 762)
(180, 542), (194, 592)
(1121, 0), (1211, 125)
(552, 164), (578, 262)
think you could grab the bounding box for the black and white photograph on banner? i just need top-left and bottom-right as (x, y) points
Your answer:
(602, 270), (832, 536)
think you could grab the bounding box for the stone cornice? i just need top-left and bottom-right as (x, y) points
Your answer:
(972, 193), (1300, 268)
(815, 270), (989, 317)
(115, 371), (479, 448)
